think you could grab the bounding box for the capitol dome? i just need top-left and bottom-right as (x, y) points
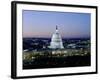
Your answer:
(50, 26), (64, 49)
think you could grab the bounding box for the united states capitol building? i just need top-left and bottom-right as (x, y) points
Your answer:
(48, 26), (68, 55)
(49, 26), (64, 49)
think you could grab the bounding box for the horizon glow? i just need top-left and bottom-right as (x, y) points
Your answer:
(23, 10), (91, 38)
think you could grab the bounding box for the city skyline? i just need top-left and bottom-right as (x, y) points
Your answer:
(23, 10), (91, 38)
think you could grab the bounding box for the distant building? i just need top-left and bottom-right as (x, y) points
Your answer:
(67, 44), (76, 49)
(50, 26), (64, 49)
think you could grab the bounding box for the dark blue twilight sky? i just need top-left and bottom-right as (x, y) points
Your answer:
(22, 10), (91, 38)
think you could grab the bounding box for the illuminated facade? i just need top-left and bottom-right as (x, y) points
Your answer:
(50, 26), (64, 49)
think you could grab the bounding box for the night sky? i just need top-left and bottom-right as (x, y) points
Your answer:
(22, 10), (91, 38)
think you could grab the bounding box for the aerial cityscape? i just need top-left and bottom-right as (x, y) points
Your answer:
(23, 10), (91, 69)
